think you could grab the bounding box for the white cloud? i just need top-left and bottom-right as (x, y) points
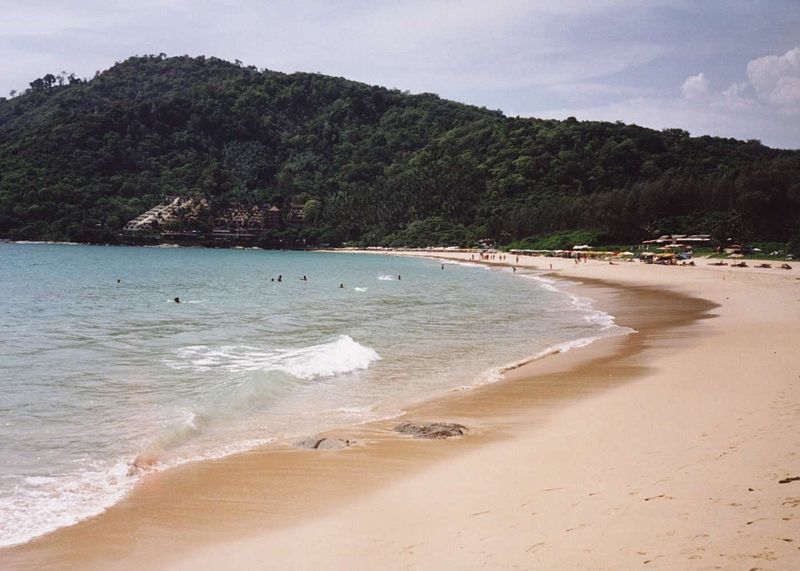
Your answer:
(0, 2), (796, 148)
(747, 47), (800, 107)
(680, 73), (710, 100)
(537, 45), (800, 149)
(539, 95), (798, 147)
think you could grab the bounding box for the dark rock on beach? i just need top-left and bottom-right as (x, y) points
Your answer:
(394, 422), (468, 439)
(294, 437), (352, 450)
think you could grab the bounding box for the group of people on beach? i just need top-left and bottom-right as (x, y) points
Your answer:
(473, 253), (511, 262)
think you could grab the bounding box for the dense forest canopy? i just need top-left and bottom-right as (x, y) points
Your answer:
(1, 55), (799, 250)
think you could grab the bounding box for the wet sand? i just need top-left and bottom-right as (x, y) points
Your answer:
(2, 253), (799, 570)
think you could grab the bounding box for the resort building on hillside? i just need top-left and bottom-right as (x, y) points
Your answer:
(267, 205), (282, 227)
(286, 203), (305, 224)
(123, 198), (298, 242)
(123, 196), (206, 232)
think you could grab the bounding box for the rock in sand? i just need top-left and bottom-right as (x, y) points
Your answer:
(394, 422), (467, 439)
(294, 437), (352, 450)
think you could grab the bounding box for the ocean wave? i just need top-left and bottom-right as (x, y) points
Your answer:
(450, 334), (614, 394)
(0, 428), (277, 549)
(0, 460), (136, 548)
(521, 274), (622, 331)
(498, 335), (602, 374)
(445, 273), (634, 394)
(166, 335), (381, 380)
(151, 408), (209, 452)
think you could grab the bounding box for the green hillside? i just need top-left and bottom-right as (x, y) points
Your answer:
(1, 54), (799, 249)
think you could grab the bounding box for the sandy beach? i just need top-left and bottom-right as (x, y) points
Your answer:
(2, 252), (799, 570)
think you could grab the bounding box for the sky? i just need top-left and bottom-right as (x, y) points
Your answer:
(1, 0), (799, 148)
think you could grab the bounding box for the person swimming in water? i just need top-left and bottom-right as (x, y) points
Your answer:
(397, 275), (401, 280)
(339, 283), (344, 288)
(174, 297), (181, 303)
(277, 275), (282, 282)
(302, 275), (307, 281)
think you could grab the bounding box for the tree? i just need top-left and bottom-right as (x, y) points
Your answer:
(303, 199), (322, 226)
(0, 54), (798, 247)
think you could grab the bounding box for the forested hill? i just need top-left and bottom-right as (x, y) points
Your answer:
(1, 54), (799, 248)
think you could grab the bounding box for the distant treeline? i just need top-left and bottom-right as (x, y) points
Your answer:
(1, 55), (799, 252)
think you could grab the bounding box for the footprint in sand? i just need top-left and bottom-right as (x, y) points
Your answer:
(644, 494), (675, 502)
(783, 497), (800, 508)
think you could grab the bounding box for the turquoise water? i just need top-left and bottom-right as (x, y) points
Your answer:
(0, 243), (622, 547)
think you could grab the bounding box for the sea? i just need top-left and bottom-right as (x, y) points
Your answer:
(0, 242), (627, 547)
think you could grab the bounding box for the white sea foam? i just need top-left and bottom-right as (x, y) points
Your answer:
(526, 275), (560, 292)
(521, 274), (624, 332)
(322, 405), (396, 424)
(13, 240), (81, 246)
(160, 437), (276, 469)
(377, 274), (396, 280)
(444, 272), (635, 394)
(167, 335), (381, 380)
(0, 428), (278, 548)
(354, 287), (368, 292)
(0, 460), (136, 548)
(450, 334), (608, 395)
(440, 260), (487, 269)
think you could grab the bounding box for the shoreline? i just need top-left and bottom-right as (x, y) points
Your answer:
(0, 256), (627, 550)
(2, 250), (799, 569)
(0, 256), (622, 552)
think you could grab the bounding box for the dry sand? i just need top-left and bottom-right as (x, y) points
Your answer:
(2, 252), (799, 570)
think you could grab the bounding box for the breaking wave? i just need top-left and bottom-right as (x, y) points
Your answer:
(166, 335), (381, 380)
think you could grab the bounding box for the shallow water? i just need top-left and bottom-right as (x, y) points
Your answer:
(0, 243), (623, 547)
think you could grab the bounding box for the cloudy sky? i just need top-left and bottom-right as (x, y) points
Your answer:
(2, 0), (799, 148)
